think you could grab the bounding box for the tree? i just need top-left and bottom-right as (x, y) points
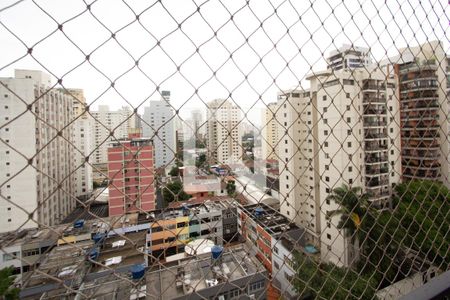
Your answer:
(326, 185), (371, 266)
(162, 180), (191, 203)
(0, 267), (19, 300)
(292, 252), (376, 299)
(195, 153), (207, 169)
(226, 180), (236, 197)
(168, 166), (179, 177)
(326, 185), (370, 243)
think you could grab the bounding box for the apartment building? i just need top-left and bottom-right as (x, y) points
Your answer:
(142, 92), (176, 170)
(61, 88), (93, 198)
(394, 41), (450, 185)
(145, 200), (237, 260)
(0, 70), (77, 232)
(107, 130), (155, 216)
(327, 44), (372, 71)
(206, 99), (243, 165)
(237, 203), (312, 299)
(277, 64), (401, 266)
(261, 102), (280, 161)
(90, 105), (135, 165)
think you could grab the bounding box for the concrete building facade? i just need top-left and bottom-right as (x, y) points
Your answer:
(277, 65), (401, 266)
(327, 44), (372, 71)
(90, 105), (135, 165)
(261, 102), (280, 161)
(142, 92), (176, 170)
(0, 70), (77, 232)
(107, 130), (155, 216)
(206, 99), (243, 165)
(62, 88), (93, 198)
(395, 41), (449, 185)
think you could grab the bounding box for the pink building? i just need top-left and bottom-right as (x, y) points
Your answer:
(107, 131), (155, 216)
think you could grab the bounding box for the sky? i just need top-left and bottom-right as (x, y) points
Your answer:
(0, 0), (448, 124)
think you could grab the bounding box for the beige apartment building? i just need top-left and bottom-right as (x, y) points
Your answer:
(61, 88), (93, 198)
(206, 99), (242, 165)
(0, 70), (77, 232)
(261, 102), (280, 161)
(89, 105), (135, 165)
(277, 65), (401, 267)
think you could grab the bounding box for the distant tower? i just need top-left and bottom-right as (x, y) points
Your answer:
(206, 99), (242, 165)
(142, 91), (176, 169)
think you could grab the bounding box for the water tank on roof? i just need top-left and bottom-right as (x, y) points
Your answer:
(92, 233), (105, 244)
(254, 207), (264, 217)
(74, 219), (85, 228)
(211, 245), (223, 260)
(88, 248), (99, 261)
(131, 264), (145, 279)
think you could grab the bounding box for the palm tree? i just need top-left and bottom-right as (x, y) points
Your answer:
(326, 184), (370, 265)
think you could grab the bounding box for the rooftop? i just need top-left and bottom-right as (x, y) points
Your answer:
(240, 203), (300, 238)
(146, 244), (266, 299)
(137, 200), (233, 223)
(94, 231), (147, 272)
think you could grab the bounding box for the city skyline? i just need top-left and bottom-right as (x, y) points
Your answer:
(0, 1), (447, 124)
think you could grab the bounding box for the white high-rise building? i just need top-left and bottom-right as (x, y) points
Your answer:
(261, 102), (279, 161)
(277, 65), (401, 267)
(62, 88), (93, 198)
(142, 92), (176, 169)
(0, 70), (77, 232)
(206, 99), (242, 164)
(89, 105), (135, 165)
(327, 44), (372, 71)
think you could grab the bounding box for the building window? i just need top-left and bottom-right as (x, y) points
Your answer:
(327, 233), (331, 240)
(346, 105), (350, 111)
(347, 142), (352, 147)
(347, 130), (351, 135)
(325, 165), (329, 170)
(249, 280), (265, 292)
(323, 95), (327, 101)
(323, 107), (327, 112)
(349, 166), (352, 172)
(274, 261), (280, 269)
(346, 93), (350, 98)
(324, 141), (328, 147)
(324, 130), (328, 136)
(325, 176), (329, 182)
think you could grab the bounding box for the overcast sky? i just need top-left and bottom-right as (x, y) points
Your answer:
(0, 0), (448, 124)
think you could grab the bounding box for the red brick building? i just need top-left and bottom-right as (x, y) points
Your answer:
(107, 131), (155, 216)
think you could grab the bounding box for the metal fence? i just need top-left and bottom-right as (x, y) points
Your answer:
(0, 0), (449, 299)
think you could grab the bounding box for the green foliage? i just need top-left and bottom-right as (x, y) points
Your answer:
(389, 180), (449, 269)
(293, 253), (377, 299)
(326, 185), (370, 243)
(162, 180), (191, 203)
(195, 153), (207, 169)
(226, 180), (236, 197)
(168, 166), (179, 177)
(0, 267), (19, 300)
(293, 180), (450, 298)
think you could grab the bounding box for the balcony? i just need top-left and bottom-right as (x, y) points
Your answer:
(364, 108), (387, 115)
(363, 97), (386, 104)
(364, 143), (388, 151)
(365, 155), (388, 164)
(363, 120), (387, 127)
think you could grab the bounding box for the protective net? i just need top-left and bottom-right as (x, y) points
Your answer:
(0, 0), (449, 299)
